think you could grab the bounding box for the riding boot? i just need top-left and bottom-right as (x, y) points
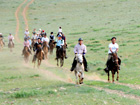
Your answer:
(70, 57), (77, 71)
(83, 56), (88, 72)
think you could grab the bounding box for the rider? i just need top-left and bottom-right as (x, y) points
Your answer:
(0, 33), (5, 45)
(40, 30), (46, 37)
(38, 28), (42, 34)
(24, 29), (29, 37)
(49, 32), (55, 45)
(58, 27), (62, 33)
(33, 38), (44, 60)
(32, 31), (37, 41)
(28, 37), (32, 49)
(104, 37), (121, 71)
(62, 33), (66, 42)
(32, 28), (36, 35)
(62, 33), (68, 58)
(42, 34), (49, 49)
(22, 38), (32, 55)
(8, 33), (14, 47)
(70, 38), (88, 72)
(55, 35), (64, 59)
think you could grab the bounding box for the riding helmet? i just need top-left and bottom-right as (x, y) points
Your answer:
(78, 38), (83, 41)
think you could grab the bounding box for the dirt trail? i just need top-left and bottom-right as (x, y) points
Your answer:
(22, 0), (34, 29)
(88, 86), (140, 102)
(15, 0), (28, 43)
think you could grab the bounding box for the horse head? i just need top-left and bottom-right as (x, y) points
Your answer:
(37, 44), (42, 50)
(75, 54), (83, 65)
(43, 41), (47, 47)
(112, 52), (119, 69)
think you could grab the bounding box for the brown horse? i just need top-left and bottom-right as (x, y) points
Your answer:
(32, 44), (43, 68)
(23, 46), (30, 63)
(49, 40), (55, 54)
(0, 38), (4, 50)
(105, 53), (121, 83)
(8, 39), (14, 52)
(43, 41), (48, 59)
(31, 39), (36, 51)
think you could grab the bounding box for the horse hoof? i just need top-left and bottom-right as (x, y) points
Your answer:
(80, 82), (83, 84)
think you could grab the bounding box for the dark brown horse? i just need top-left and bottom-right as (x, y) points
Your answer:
(32, 44), (43, 68)
(56, 46), (65, 67)
(49, 40), (55, 54)
(104, 53), (121, 83)
(31, 39), (36, 51)
(43, 41), (48, 59)
(23, 46), (30, 63)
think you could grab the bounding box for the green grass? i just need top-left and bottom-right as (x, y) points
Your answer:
(0, 0), (140, 104)
(85, 80), (140, 97)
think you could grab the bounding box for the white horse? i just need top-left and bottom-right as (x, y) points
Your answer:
(74, 54), (84, 84)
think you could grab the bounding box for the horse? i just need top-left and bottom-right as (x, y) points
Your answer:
(43, 41), (48, 59)
(32, 44), (43, 68)
(0, 38), (4, 50)
(56, 46), (65, 67)
(23, 46), (30, 63)
(74, 54), (84, 85)
(104, 52), (121, 83)
(31, 39), (35, 50)
(8, 39), (14, 52)
(49, 40), (55, 54)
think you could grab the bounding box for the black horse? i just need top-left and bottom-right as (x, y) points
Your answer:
(56, 46), (65, 67)
(104, 53), (121, 83)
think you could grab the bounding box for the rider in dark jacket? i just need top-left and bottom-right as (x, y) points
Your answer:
(33, 38), (44, 61)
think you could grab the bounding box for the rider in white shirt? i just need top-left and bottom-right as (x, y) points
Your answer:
(58, 27), (62, 33)
(42, 34), (49, 49)
(24, 29), (29, 37)
(42, 34), (49, 43)
(32, 32), (37, 40)
(105, 37), (121, 71)
(8, 33), (14, 46)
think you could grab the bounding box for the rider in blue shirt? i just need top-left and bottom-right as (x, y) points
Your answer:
(55, 35), (64, 59)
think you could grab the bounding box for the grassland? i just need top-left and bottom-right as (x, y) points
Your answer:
(0, 0), (140, 104)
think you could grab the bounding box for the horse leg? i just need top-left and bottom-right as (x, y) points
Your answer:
(75, 71), (78, 85)
(116, 70), (119, 81)
(80, 71), (84, 84)
(38, 60), (40, 68)
(108, 71), (110, 82)
(111, 70), (115, 83)
(60, 58), (64, 67)
(57, 59), (59, 66)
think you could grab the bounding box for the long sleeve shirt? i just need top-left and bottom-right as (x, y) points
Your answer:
(24, 40), (30, 48)
(8, 35), (14, 40)
(74, 43), (87, 54)
(56, 39), (64, 47)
